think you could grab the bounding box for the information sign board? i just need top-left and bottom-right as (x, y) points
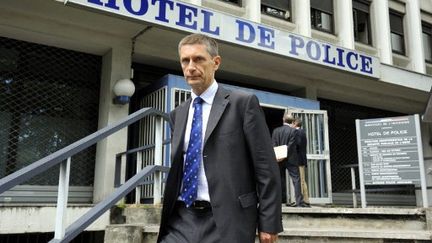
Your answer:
(355, 115), (428, 208)
(358, 116), (420, 185)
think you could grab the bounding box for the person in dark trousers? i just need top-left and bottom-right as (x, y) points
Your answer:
(294, 118), (310, 206)
(272, 114), (307, 207)
(157, 33), (283, 243)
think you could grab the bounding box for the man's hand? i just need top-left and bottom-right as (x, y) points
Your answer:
(259, 232), (278, 243)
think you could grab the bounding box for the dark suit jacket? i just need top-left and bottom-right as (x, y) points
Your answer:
(296, 128), (307, 166)
(157, 86), (283, 242)
(272, 125), (299, 167)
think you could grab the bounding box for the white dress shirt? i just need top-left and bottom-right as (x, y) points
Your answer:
(180, 80), (218, 202)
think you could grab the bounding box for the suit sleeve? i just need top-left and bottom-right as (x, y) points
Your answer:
(243, 94), (283, 234)
(298, 131), (307, 166)
(271, 129), (278, 147)
(288, 129), (298, 161)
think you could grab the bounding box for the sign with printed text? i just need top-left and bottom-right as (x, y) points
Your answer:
(65, 0), (380, 78)
(357, 116), (421, 185)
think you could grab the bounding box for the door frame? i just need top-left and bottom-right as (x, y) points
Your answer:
(287, 108), (332, 204)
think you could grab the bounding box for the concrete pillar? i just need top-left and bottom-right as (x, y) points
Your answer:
(371, 0), (393, 65)
(305, 86), (318, 100)
(291, 83), (317, 100)
(93, 43), (132, 203)
(293, 0), (311, 37)
(245, 0), (261, 23)
(335, 0), (355, 49)
(406, 0), (426, 73)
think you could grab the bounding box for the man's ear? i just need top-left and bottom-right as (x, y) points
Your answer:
(213, 56), (221, 71)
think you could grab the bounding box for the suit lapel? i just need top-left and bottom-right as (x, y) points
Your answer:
(204, 86), (230, 145)
(171, 99), (191, 162)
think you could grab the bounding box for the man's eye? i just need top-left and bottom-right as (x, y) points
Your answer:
(195, 57), (205, 62)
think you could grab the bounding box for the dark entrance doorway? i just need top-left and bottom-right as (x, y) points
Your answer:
(262, 106), (285, 135)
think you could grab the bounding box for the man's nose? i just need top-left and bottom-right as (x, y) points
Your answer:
(186, 60), (197, 70)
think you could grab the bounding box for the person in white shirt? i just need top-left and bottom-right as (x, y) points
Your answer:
(157, 33), (282, 243)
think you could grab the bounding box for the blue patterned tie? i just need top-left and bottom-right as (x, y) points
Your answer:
(181, 97), (203, 207)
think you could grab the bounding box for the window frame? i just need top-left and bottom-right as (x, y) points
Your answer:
(310, 0), (334, 34)
(352, 0), (372, 45)
(261, 0), (292, 21)
(389, 10), (405, 55)
(422, 22), (432, 63)
(218, 0), (242, 6)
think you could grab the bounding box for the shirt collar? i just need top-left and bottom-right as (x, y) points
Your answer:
(191, 80), (218, 105)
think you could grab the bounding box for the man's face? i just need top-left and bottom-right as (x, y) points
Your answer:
(179, 44), (221, 95)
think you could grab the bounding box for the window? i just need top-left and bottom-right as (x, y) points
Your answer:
(389, 11), (405, 55)
(0, 37), (101, 187)
(261, 0), (291, 21)
(311, 0), (334, 33)
(423, 23), (432, 63)
(218, 0), (241, 5)
(353, 0), (372, 45)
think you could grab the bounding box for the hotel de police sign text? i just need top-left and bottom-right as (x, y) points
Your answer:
(67, 0), (380, 78)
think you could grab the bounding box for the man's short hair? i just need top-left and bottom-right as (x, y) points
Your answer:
(294, 118), (302, 128)
(178, 33), (219, 57)
(283, 114), (295, 124)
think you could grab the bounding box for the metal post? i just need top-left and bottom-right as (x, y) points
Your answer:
(351, 167), (357, 208)
(54, 157), (71, 240)
(118, 154), (126, 205)
(120, 154), (126, 186)
(356, 119), (367, 208)
(323, 113), (333, 203)
(135, 151), (143, 204)
(154, 116), (163, 205)
(415, 114), (429, 207)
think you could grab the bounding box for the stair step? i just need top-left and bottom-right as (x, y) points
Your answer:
(283, 228), (431, 240)
(138, 225), (431, 240)
(108, 206), (431, 242)
(281, 206), (425, 215)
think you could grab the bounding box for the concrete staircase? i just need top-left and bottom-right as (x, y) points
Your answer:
(104, 205), (432, 243)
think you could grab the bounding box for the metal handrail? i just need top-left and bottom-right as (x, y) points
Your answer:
(0, 107), (170, 243)
(49, 165), (170, 243)
(114, 140), (171, 188)
(0, 107), (169, 194)
(115, 139), (171, 158)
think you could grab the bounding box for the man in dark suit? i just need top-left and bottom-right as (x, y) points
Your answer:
(272, 115), (306, 207)
(157, 33), (283, 243)
(294, 118), (310, 206)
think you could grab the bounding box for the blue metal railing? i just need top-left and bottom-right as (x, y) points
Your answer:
(0, 107), (170, 243)
(49, 164), (169, 243)
(114, 140), (170, 188)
